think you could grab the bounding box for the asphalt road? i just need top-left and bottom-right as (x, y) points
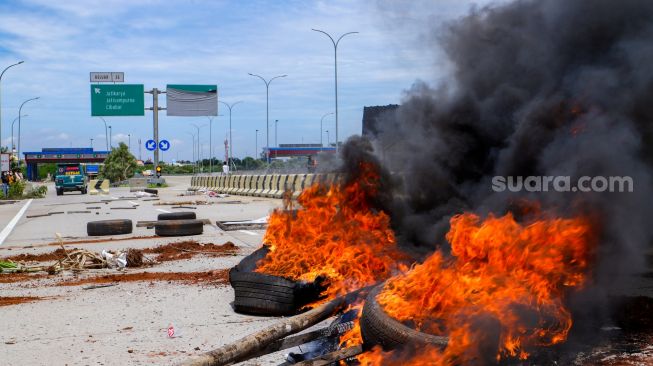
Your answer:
(0, 175), (292, 365)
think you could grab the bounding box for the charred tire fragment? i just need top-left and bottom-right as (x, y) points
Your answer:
(360, 285), (448, 351)
(144, 188), (158, 195)
(229, 246), (326, 316)
(87, 219), (133, 236)
(157, 212), (196, 221)
(154, 219), (203, 236)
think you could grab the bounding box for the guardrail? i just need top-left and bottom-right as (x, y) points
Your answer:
(189, 174), (335, 198)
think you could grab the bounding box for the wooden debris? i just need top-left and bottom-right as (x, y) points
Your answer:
(66, 210), (92, 214)
(110, 207), (137, 210)
(136, 219), (211, 227)
(172, 206), (196, 209)
(179, 287), (371, 366)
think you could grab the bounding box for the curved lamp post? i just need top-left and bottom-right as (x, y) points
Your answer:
(0, 61), (24, 150)
(11, 114), (26, 151)
(18, 96), (39, 162)
(219, 100), (243, 167)
(248, 73), (286, 163)
(320, 112), (334, 148)
(97, 117), (109, 150)
(312, 29), (358, 153)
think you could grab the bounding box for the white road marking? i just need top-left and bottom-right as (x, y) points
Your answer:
(0, 199), (33, 245)
(156, 209), (171, 213)
(239, 230), (258, 236)
(111, 196), (119, 200)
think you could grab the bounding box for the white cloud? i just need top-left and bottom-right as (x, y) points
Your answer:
(0, 0), (494, 159)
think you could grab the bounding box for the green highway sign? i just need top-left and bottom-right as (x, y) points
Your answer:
(91, 84), (144, 116)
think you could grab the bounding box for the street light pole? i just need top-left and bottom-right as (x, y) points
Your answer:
(275, 119), (279, 147)
(320, 112), (334, 148)
(128, 134), (131, 153)
(248, 73), (286, 163)
(207, 116), (214, 175)
(108, 126), (112, 149)
(187, 132), (196, 174)
(191, 123), (205, 173)
(326, 130), (330, 146)
(218, 100), (243, 169)
(98, 117), (109, 150)
(312, 29), (358, 154)
(11, 114), (26, 151)
(18, 96), (39, 162)
(255, 129), (259, 160)
(90, 138), (93, 148)
(0, 61), (24, 151)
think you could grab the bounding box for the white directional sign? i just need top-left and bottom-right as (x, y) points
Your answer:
(1, 154), (9, 172)
(90, 72), (125, 83)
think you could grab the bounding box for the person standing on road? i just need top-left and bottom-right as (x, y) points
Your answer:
(222, 161), (229, 176)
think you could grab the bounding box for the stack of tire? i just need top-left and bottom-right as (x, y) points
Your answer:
(154, 212), (203, 236)
(360, 284), (448, 353)
(229, 246), (326, 316)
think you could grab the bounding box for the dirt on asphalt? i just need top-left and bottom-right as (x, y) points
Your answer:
(57, 269), (229, 287)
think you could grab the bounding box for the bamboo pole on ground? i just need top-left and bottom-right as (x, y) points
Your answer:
(179, 288), (369, 366)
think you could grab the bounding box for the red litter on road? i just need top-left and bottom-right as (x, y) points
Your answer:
(167, 324), (175, 338)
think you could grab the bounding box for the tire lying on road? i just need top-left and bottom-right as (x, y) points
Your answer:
(157, 211), (196, 221)
(154, 219), (203, 236)
(360, 284), (448, 351)
(229, 246), (326, 316)
(87, 219), (133, 236)
(144, 188), (158, 195)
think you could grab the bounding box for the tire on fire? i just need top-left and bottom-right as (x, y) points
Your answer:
(87, 219), (133, 236)
(361, 284), (448, 351)
(229, 246), (326, 316)
(157, 212), (196, 221)
(154, 219), (203, 236)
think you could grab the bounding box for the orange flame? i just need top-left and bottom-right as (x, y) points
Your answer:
(255, 163), (407, 302)
(359, 211), (593, 365)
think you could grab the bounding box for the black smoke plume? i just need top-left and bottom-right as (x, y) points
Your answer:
(348, 0), (653, 331)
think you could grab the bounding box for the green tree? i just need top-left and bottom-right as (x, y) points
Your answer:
(100, 142), (137, 182)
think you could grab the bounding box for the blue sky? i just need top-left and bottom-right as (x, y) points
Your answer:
(0, 0), (493, 161)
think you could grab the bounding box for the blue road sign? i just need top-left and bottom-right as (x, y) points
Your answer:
(159, 139), (170, 151)
(145, 139), (157, 151)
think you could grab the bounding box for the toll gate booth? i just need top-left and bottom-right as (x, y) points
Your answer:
(23, 148), (109, 181)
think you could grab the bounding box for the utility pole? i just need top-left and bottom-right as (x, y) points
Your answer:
(90, 138), (93, 149)
(128, 134), (131, 154)
(108, 126), (112, 148)
(138, 138), (142, 161)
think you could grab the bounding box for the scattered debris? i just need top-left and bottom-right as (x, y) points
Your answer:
(110, 207), (137, 210)
(83, 283), (119, 290)
(86, 206), (102, 209)
(171, 206), (196, 209)
(217, 217), (268, 231)
(126, 248), (144, 267)
(66, 210), (92, 214)
(26, 213), (51, 218)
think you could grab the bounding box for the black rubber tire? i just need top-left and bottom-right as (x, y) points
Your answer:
(157, 212), (196, 221)
(360, 284), (448, 351)
(81, 187), (87, 194)
(87, 219), (133, 236)
(154, 219), (203, 236)
(144, 188), (158, 195)
(230, 271), (298, 316)
(229, 247), (326, 316)
(56, 188), (63, 196)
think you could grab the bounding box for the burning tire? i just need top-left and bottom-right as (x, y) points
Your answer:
(229, 246), (326, 316)
(360, 285), (448, 351)
(154, 219), (203, 236)
(87, 219), (133, 236)
(157, 212), (196, 221)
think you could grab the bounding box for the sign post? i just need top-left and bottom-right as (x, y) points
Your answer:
(1, 153), (9, 172)
(91, 84), (144, 116)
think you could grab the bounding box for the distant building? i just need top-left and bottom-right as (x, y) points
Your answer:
(362, 104), (399, 137)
